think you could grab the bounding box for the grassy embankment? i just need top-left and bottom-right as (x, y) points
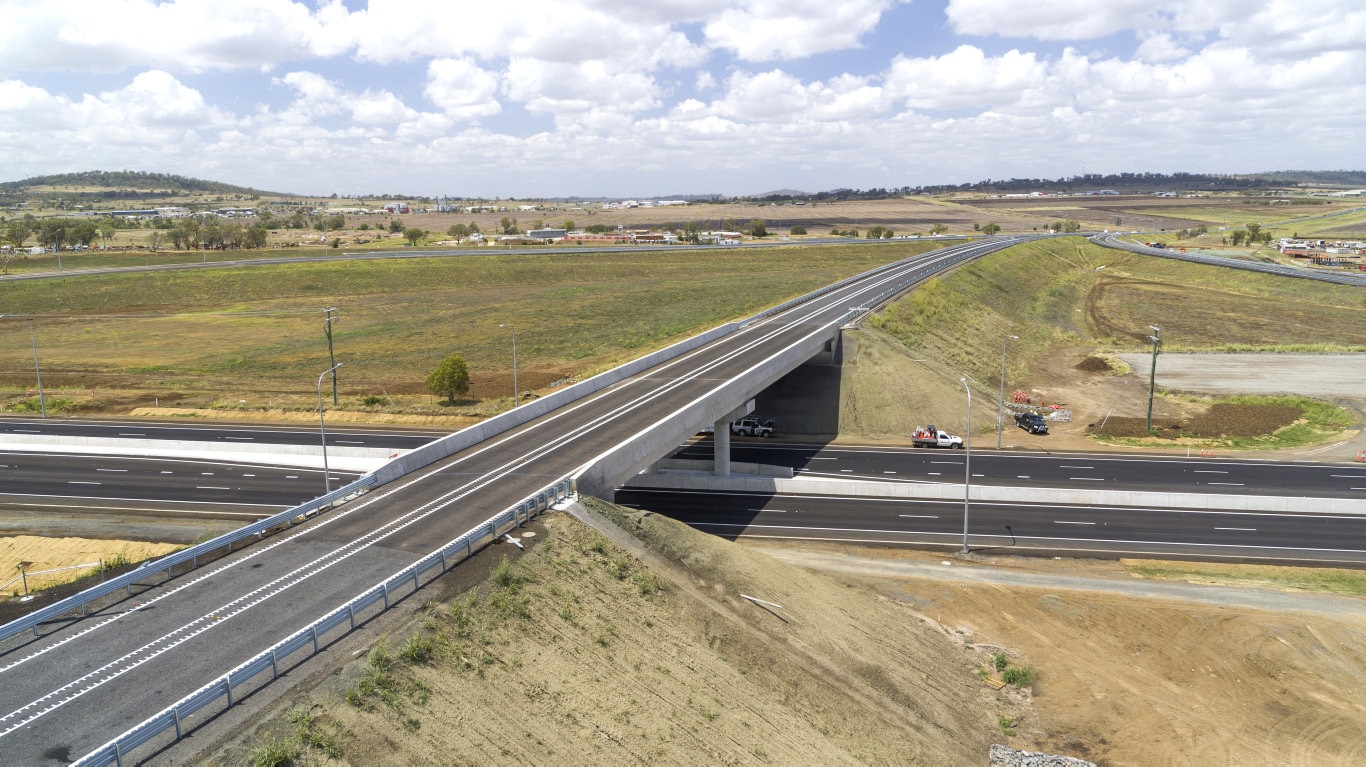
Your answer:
(866, 237), (1365, 446)
(231, 500), (1000, 766)
(0, 242), (937, 416)
(1123, 559), (1366, 596)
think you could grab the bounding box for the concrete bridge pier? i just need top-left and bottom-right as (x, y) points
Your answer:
(712, 400), (755, 477)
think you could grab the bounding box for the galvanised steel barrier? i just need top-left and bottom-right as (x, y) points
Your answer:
(73, 476), (573, 767)
(0, 475), (376, 645)
(1091, 233), (1366, 287)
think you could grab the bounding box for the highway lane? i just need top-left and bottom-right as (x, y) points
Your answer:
(673, 440), (1366, 499)
(615, 487), (1366, 565)
(0, 417), (442, 451)
(0, 452), (355, 511)
(0, 237), (1025, 763)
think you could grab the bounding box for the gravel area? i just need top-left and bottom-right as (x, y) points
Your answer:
(1115, 352), (1366, 406)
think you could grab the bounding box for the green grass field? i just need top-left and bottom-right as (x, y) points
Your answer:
(869, 237), (1366, 390)
(0, 243), (937, 409)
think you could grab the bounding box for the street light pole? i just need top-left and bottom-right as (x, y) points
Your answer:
(25, 318), (45, 419)
(317, 363), (343, 495)
(500, 323), (518, 407)
(960, 377), (972, 555)
(996, 333), (1018, 449)
(323, 307), (339, 405)
(1145, 325), (1162, 434)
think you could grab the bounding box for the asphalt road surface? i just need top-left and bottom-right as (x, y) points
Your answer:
(0, 237), (1021, 764)
(673, 440), (1366, 498)
(0, 418), (442, 451)
(615, 487), (1366, 565)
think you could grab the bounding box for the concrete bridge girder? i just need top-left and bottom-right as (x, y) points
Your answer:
(575, 324), (844, 499)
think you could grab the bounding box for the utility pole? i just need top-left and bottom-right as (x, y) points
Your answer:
(324, 307), (339, 405)
(1146, 325), (1162, 434)
(960, 377), (972, 555)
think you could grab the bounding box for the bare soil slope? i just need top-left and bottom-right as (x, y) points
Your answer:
(206, 499), (1004, 765)
(752, 543), (1366, 767)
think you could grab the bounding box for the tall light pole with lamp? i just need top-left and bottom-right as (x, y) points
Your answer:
(996, 333), (1018, 449)
(960, 376), (972, 555)
(1145, 325), (1162, 434)
(1, 315), (46, 418)
(500, 323), (519, 407)
(317, 363), (343, 495)
(323, 307), (339, 405)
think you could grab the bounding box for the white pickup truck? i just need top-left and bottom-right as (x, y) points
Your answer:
(911, 425), (963, 449)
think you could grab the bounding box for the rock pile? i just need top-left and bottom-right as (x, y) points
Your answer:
(989, 744), (1096, 767)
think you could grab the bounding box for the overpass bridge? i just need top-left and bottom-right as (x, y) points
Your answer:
(0, 236), (1034, 765)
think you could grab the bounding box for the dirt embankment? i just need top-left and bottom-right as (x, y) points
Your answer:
(203, 500), (1011, 766)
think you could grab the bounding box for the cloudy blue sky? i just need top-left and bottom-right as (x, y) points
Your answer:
(1, 0), (1362, 198)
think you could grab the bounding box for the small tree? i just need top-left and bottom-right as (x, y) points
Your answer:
(425, 354), (469, 403)
(981, 222), (1001, 235)
(929, 223), (948, 235)
(388, 219), (403, 234)
(790, 225), (806, 235)
(403, 227), (426, 246)
(447, 223), (468, 239)
(747, 219), (768, 237)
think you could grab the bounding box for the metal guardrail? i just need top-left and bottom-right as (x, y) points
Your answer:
(0, 475), (377, 645)
(73, 477), (573, 767)
(1091, 233), (1366, 287)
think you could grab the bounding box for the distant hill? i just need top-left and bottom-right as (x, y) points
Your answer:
(0, 170), (284, 197)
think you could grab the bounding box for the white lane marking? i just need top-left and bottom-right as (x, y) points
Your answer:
(930, 461), (961, 464)
(337, 440), (365, 444)
(1069, 477), (1105, 481)
(1194, 470), (1228, 474)
(1216, 527), (1256, 531)
(96, 469), (128, 472)
(117, 432), (145, 436)
(808, 457), (837, 460)
(243, 474), (255, 477)
(898, 514), (938, 519)
(1330, 474), (1366, 478)
(196, 486), (230, 490)
(160, 471), (173, 474)
(1017, 475), (1031, 479)
(1060, 465), (1093, 469)
(201, 472), (214, 476)
(224, 436), (253, 441)
(1054, 520), (1096, 525)
(883, 470), (896, 474)
(972, 473), (984, 477)
(13, 429), (40, 433)
(68, 481), (101, 485)
(840, 469), (853, 473)
(285, 475), (299, 479)
(927, 472), (941, 476)
(1207, 482), (1245, 486)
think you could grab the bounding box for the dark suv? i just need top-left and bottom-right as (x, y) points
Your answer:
(1015, 412), (1049, 434)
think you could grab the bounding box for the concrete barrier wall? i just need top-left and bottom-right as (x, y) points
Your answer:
(655, 458), (794, 478)
(623, 473), (1363, 516)
(0, 434), (394, 460)
(369, 321), (743, 485)
(575, 322), (835, 497)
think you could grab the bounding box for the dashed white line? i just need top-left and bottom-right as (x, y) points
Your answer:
(337, 440), (365, 444)
(96, 468), (128, 473)
(224, 436), (253, 441)
(927, 472), (941, 476)
(883, 470), (896, 474)
(1194, 470), (1228, 474)
(1060, 465), (1093, 469)
(898, 514), (938, 519)
(1207, 482), (1245, 486)
(1054, 520), (1096, 525)
(68, 481), (101, 485)
(1069, 477), (1105, 481)
(1017, 475), (1031, 479)
(1216, 527), (1256, 531)
(196, 486), (230, 490)
(840, 469), (853, 473)
(285, 475), (298, 479)
(117, 433), (145, 436)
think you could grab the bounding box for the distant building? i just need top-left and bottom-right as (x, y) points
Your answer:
(526, 228), (568, 241)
